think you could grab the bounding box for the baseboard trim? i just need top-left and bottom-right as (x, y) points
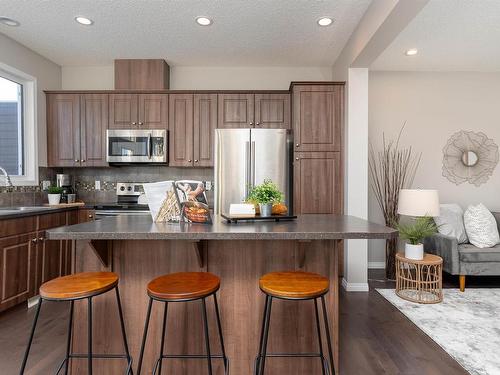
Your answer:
(368, 262), (386, 269)
(341, 278), (369, 292)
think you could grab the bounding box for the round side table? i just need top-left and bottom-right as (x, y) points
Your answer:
(396, 252), (443, 304)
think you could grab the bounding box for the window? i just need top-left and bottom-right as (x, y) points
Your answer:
(0, 76), (23, 176)
(0, 63), (37, 186)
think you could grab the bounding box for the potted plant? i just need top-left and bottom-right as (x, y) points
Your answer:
(47, 185), (63, 205)
(247, 179), (284, 217)
(396, 216), (438, 259)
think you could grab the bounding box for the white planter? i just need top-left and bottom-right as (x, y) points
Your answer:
(405, 243), (424, 260)
(48, 194), (61, 205)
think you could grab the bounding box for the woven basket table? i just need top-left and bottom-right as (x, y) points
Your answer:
(396, 252), (443, 304)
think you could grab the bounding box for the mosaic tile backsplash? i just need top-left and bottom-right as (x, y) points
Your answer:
(0, 166), (214, 207)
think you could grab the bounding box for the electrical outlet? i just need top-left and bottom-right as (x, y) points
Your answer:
(205, 181), (212, 191)
(95, 180), (101, 190)
(42, 180), (51, 190)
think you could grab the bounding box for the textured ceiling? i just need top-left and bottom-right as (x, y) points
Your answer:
(0, 0), (371, 67)
(371, 0), (500, 71)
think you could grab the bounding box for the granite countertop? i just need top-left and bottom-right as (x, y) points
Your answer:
(0, 205), (80, 220)
(46, 214), (398, 241)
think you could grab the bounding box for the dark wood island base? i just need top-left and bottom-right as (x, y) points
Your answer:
(46, 215), (397, 374)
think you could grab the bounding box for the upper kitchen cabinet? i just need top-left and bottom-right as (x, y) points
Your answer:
(47, 93), (108, 167)
(292, 83), (344, 152)
(169, 93), (217, 167)
(47, 94), (81, 167)
(218, 93), (290, 129)
(255, 93), (290, 129)
(169, 94), (194, 167)
(80, 94), (108, 167)
(218, 94), (254, 128)
(109, 93), (168, 129)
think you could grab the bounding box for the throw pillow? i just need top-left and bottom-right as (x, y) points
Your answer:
(434, 204), (468, 244)
(464, 204), (500, 248)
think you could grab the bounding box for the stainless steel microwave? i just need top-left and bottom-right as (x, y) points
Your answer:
(106, 129), (168, 163)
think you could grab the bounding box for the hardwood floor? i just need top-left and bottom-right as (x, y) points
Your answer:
(3, 270), (490, 374)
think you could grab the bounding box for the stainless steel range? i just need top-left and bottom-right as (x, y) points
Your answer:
(94, 182), (150, 218)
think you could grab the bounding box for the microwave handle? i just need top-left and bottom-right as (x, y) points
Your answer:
(147, 133), (152, 159)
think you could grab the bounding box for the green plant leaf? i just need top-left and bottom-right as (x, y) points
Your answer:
(396, 216), (438, 245)
(246, 179), (284, 204)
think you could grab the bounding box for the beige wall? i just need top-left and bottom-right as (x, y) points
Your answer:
(0, 33), (61, 166)
(368, 71), (500, 264)
(61, 65), (332, 90)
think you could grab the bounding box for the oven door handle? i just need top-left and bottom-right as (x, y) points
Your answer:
(147, 133), (152, 159)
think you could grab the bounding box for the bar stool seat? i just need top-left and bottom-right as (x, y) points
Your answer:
(40, 271), (119, 300)
(147, 272), (220, 300)
(259, 271), (329, 299)
(20, 272), (132, 375)
(255, 271), (335, 375)
(138, 272), (228, 375)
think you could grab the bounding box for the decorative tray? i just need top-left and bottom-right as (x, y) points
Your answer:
(221, 213), (297, 223)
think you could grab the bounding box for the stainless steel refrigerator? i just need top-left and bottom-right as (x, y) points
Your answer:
(214, 128), (293, 215)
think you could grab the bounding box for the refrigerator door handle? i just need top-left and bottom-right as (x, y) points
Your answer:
(245, 141), (250, 199)
(251, 141), (256, 187)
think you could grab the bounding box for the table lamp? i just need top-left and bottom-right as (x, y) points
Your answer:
(397, 189), (440, 260)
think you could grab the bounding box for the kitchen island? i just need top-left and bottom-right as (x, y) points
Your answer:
(47, 215), (397, 374)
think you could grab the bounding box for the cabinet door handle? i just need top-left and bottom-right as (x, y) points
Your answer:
(138, 122), (144, 126)
(132, 122), (137, 126)
(194, 159), (199, 163)
(38, 237), (45, 242)
(74, 159), (80, 162)
(295, 143), (299, 147)
(256, 122), (261, 126)
(81, 159), (86, 163)
(31, 238), (38, 244)
(249, 122), (254, 126)
(295, 157), (299, 161)
(188, 159), (192, 163)
(88, 214), (94, 219)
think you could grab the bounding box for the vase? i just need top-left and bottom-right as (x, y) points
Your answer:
(259, 203), (273, 217)
(48, 193), (61, 205)
(405, 243), (424, 260)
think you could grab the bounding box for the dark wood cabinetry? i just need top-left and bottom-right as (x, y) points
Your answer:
(292, 84), (343, 152)
(47, 93), (108, 167)
(293, 152), (342, 214)
(0, 209), (90, 312)
(255, 93), (290, 129)
(80, 94), (108, 167)
(109, 93), (168, 129)
(47, 94), (81, 167)
(218, 93), (290, 129)
(170, 93), (217, 167)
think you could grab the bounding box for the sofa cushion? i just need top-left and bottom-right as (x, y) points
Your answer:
(434, 204), (468, 244)
(459, 243), (500, 263)
(464, 204), (500, 248)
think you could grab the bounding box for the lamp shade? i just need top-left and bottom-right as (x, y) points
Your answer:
(397, 189), (440, 217)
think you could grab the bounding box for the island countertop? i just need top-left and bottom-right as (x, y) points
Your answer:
(46, 214), (397, 241)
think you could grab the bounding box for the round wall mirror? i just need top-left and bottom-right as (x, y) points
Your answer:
(462, 151), (479, 167)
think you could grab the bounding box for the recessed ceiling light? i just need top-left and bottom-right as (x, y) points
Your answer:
(75, 16), (94, 26)
(405, 48), (418, 56)
(195, 16), (212, 26)
(0, 17), (20, 27)
(317, 17), (333, 27)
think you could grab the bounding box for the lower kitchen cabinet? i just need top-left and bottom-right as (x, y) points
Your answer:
(0, 232), (38, 312)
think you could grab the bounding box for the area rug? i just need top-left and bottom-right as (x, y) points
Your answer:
(377, 288), (500, 375)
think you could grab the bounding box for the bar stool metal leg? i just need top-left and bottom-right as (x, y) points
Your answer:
(115, 287), (133, 375)
(213, 294), (229, 373)
(201, 298), (213, 375)
(137, 298), (153, 375)
(154, 302), (168, 375)
(258, 295), (273, 375)
(63, 301), (75, 375)
(19, 298), (43, 374)
(255, 295), (269, 374)
(314, 299), (327, 375)
(88, 297), (93, 375)
(321, 296), (335, 375)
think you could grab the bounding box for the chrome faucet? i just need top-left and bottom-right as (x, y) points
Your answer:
(0, 166), (13, 189)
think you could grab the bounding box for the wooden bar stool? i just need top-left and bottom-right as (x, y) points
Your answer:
(137, 272), (229, 375)
(255, 271), (335, 375)
(20, 272), (133, 375)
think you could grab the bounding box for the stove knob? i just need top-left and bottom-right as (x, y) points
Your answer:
(127, 186), (132, 191)
(120, 186), (125, 191)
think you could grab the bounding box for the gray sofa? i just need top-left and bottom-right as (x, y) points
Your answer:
(424, 211), (500, 291)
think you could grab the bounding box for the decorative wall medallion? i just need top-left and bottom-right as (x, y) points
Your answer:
(442, 131), (499, 187)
